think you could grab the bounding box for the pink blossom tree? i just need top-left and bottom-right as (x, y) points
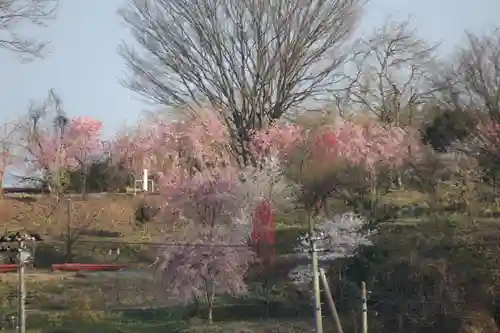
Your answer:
(249, 123), (303, 162)
(247, 117), (422, 217)
(466, 122), (500, 168)
(154, 159), (289, 324)
(286, 118), (421, 211)
(155, 169), (254, 324)
(64, 116), (104, 197)
(247, 119), (419, 312)
(24, 108), (104, 196)
(250, 118), (420, 247)
(111, 120), (165, 183)
(146, 108), (293, 324)
(111, 108), (233, 191)
(247, 123), (303, 265)
(25, 119), (62, 186)
(135, 111), (421, 324)
(330, 119), (420, 198)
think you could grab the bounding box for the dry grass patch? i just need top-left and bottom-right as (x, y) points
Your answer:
(0, 193), (167, 240)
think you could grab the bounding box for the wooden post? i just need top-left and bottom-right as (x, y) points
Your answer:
(319, 268), (344, 333)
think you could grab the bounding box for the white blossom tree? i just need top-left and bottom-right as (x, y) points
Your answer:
(289, 212), (371, 286)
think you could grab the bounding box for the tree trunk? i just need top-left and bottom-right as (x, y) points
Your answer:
(65, 200), (74, 262)
(193, 294), (200, 317)
(206, 282), (216, 325)
(208, 302), (213, 325)
(81, 168), (87, 199)
(370, 173), (378, 210)
(65, 237), (74, 263)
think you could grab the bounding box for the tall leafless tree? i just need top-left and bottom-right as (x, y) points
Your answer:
(13, 89), (68, 194)
(119, 0), (363, 163)
(434, 30), (500, 190)
(344, 20), (438, 126)
(437, 30), (500, 124)
(0, 119), (21, 197)
(0, 0), (58, 59)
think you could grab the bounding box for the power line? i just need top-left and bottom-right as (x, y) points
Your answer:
(35, 238), (500, 255)
(41, 238), (335, 250)
(48, 239), (273, 247)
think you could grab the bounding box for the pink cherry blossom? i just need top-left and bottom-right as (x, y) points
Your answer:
(141, 108), (292, 320)
(112, 107), (233, 180)
(249, 123), (302, 161)
(302, 119), (420, 175)
(64, 116), (104, 170)
(27, 116), (103, 175)
(470, 122), (500, 160)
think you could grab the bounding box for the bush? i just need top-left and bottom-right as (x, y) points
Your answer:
(134, 201), (160, 224)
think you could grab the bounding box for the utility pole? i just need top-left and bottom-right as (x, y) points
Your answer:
(0, 232), (43, 333)
(361, 281), (368, 333)
(311, 237), (323, 333)
(307, 213), (323, 333)
(18, 241), (28, 333)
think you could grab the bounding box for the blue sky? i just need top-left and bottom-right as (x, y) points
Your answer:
(0, 0), (499, 140)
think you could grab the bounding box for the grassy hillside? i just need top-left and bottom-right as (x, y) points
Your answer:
(0, 270), (314, 333)
(0, 193), (166, 239)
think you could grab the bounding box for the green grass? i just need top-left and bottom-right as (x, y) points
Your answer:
(29, 222), (306, 269)
(275, 224), (306, 255)
(0, 250), (312, 333)
(0, 220), (324, 333)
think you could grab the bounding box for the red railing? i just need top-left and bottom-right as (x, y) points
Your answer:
(0, 263), (129, 273)
(0, 264), (20, 273)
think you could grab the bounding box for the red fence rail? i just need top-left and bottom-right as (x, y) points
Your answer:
(0, 263), (129, 273)
(0, 264), (20, 273)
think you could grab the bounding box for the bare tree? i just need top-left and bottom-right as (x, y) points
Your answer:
(430, 30), (500, 175)
(345, 20), (438, 125)
(0, 119), (21, 197)
(0, 0), (58, 59)
(119, 0), (363, 163)
(438, 30), (500, 124)
(63, 199), (104, 262)
(15, 89), (69, 196)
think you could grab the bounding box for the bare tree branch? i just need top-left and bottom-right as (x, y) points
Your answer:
(64, 200), (105, 262)
(119, 0), (363, 163)
(0, 119), (22, 197)
(437, 30), (500, 124)
(344, 19), (439, 125)
(0, 0), (58, 59)
(427, 29), (500, 179)
(15, 89), (67, 192)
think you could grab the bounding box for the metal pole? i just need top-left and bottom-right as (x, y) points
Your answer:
(361, 281), (367, 333)
(319, 268), (344, 333)
(308, 214), (323, 333)
(311, 240), (323, 333)
(18, 242), (27, 333)
(2, 232), (42, 333)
